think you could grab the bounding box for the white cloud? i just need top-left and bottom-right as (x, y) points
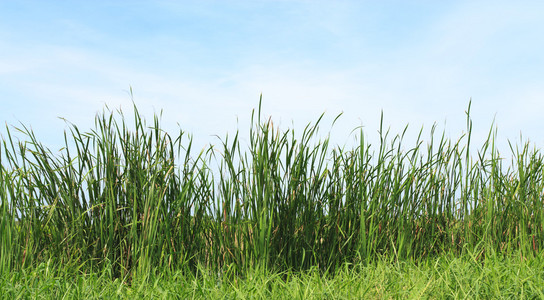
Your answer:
(1, 1), (544, 158)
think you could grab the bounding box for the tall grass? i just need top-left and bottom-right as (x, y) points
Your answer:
(1, 96), (543, 280)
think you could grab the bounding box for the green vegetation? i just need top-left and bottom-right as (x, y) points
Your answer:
(1, 95), (544, 297)
(2, 251), (544, 299)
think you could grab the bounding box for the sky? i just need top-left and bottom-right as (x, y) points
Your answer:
(1, 1), (544, 160)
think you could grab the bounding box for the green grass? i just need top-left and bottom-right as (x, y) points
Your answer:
(2, 250), (544, 299)
(1, 94), (544, 296)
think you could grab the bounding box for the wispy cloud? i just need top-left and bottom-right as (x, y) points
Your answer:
(1, 1), (543, 155)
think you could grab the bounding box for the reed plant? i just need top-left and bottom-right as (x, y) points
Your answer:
(1, 96), (543, 281)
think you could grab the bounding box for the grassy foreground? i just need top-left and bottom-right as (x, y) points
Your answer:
(2, 251), (544, 299)
(1, 95), (544, 297)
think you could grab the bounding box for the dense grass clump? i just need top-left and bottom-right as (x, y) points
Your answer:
(1, 96), (543, 283)
(3, 250), (544, 299)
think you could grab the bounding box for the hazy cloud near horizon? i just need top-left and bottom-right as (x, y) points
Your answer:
(1, 1), (543, 155)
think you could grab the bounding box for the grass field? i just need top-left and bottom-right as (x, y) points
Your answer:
(2, 251), (544, 299)
(1, 96), (544, 298)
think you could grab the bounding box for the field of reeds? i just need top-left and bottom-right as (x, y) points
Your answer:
(1, 96), (543, 290)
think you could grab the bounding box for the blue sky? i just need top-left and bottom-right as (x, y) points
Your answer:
(1, 1), (543, 156)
